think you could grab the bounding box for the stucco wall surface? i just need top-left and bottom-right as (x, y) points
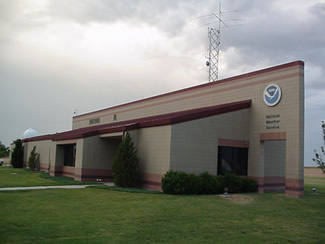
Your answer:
(131, 126), (171, 176)
(24, 140), (54, 171)
(170, 109), (250, 175)
(82, 136), (121, 170)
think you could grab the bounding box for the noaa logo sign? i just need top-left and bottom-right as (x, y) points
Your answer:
(263, 84), (281, 106)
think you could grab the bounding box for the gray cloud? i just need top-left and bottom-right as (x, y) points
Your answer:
(45, 0), (201, 35)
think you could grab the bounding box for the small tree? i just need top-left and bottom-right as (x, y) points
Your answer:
(0, 141), (9, 158)
(112, 132), (139, 187)
(11, 139), (24, 168)
(28, 146), (40, 171)
(313, 121), (325, 174)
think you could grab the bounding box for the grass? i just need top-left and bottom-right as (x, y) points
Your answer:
(89, 184), (161, 194)
(305, 176), (325, 187)
(0, 168), (324, 243)
(0, 167), (91, 188)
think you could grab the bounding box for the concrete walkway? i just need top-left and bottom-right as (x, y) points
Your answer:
(0, 182), (115, 191)
(0, 185), (90, 191)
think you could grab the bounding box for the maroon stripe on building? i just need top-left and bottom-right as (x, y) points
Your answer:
(260, 132), (286, 141)
(218, 138), (249, 148)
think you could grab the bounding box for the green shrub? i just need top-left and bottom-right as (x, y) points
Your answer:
(199, 172), (224, 194)
(215, 175), (226, 193)
(224, 174), (243, 193)
(161, 171), (179, 194)
(187, 173), (203, 194)
(11, 139), (24, 168)
(162, 171), (196, 194)
(162, 171), (257, 195)
(28, 146), (40, 171)
(0, 141), (9, 158)
(162, 171), (204, 194)
(241, 177), (258, 193)
(112, 132), (139, 187)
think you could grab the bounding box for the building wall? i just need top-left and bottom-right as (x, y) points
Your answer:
(71, 61), (304, 196)
(24, 62), (304, 196)
(75, 135), (121, 181)
(50, 139), (80, 178)
(72, 63), (302, 132)
(170, 109), (250, 175)
(24, 140), (54, 171)
(82, 136), (120, 169)
(130, 126), (172, 190)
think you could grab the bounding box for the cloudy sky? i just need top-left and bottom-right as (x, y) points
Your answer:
(1, 0), (324, 165)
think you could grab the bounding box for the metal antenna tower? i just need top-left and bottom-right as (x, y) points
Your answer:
(206, 27), (220, 82)
(193, 3), (244, 83)
(205, 3), (226, 82)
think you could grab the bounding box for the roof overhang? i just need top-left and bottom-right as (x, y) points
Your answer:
(23, 100), (251, 143)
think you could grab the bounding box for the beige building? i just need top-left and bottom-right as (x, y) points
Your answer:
(23, 60), (304, 197)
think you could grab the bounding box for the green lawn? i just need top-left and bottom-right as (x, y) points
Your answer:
(305, 176), (325, 187)
(0, 168), (324, 243)
(0, 167), (90, 187)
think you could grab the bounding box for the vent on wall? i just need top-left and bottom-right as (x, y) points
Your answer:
(113, 114), (117, 121)
(89, 118), (100, 125)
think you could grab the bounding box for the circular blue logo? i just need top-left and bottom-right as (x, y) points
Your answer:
(263, 84), (281, 106)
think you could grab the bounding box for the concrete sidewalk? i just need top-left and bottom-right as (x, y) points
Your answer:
(0, 185), (90, 191)
(0, 182), (115, 191)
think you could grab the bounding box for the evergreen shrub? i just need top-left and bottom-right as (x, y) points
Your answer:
(11, 139), (24, 168)
(28, 146), (40, 171)
(112, 132), (139, 187)
(241, 177), (258, 193)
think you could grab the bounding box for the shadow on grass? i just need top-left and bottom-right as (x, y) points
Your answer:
(39, 172), (96, 185)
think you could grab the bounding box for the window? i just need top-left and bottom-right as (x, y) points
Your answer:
(89, 118), (100, 125)
(217, 146), (248, 176)
(63, 144), (76, 167)
(113, 114), (117, 120)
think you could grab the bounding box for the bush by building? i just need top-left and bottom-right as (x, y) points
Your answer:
(241, 177), (258, 193)
(28, 146), (40, 171)
(199, 172), (225, 194)
(112, 132), (139, 187)
(161, 170), (257, 195)
(0, 141), (9, 158)
(11, 139), (24, 168)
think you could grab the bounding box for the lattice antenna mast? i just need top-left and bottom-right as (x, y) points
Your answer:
(194, 3), (243, 83)
(207, 27), (220, 82)
(206, 3), (226, 82)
